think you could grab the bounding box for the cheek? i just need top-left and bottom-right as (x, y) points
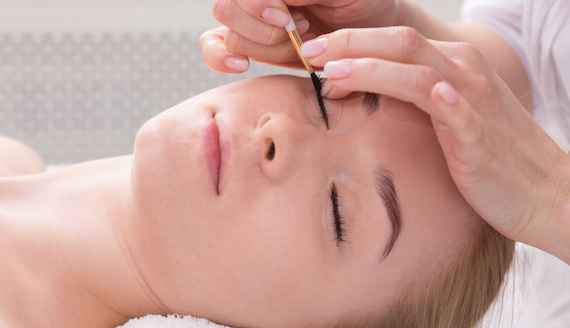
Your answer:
(129, 106), (229, 304)
(222, 186), (324, 276)
(132, 109), (213, 240)
(162, 189), (332, 325)
(214, 183), (332, 295)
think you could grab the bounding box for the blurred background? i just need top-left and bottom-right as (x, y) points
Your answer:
(0, 0), (464, 164)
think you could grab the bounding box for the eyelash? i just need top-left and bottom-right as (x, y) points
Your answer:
(312, 76), (329, 129)
(330, 184), (347, 246)
(311, 75), (344, 245)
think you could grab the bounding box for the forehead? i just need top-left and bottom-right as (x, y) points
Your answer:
(364, 97), (481, 277)
(209, 75), (313, 103)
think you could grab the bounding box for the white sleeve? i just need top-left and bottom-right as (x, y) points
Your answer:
(461, 0), (570, 151)
(460, 0), (529, 80)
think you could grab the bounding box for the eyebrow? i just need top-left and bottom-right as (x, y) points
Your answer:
(363, 93), (380, 116)
(375, 167), (402, 261)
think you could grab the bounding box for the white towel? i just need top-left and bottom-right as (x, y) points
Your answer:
(118, 315), (231, 328)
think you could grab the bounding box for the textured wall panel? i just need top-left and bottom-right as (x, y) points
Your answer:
(0, 32), (300, 164)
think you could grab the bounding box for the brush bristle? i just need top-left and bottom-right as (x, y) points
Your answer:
(310, 72), (329, 129)
(310, 72), (322, 94)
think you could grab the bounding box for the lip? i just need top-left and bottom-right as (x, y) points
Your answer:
(201, 117), (221, 194)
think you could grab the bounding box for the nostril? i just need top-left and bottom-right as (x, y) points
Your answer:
(267, 142), (276, 161)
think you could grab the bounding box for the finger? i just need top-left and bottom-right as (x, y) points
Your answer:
(213, 0), (308, 46)
(323, 58), (445, 121)
(233, 0), (290, 26)
(200, 27), (250, 73)
(251, 58), (310, 71)
(320, 79), (352, 99)
(224, 27), (314, 63)
(429, 39), (492, 74)
(431, 81), (487, 172)
(302, 27), (457, 80)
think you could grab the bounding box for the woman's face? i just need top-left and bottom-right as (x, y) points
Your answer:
(130, 75), (481, 327)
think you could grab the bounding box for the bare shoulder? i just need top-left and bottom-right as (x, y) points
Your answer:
(0, 136), (46, 177)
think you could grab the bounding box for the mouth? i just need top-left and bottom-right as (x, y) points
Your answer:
(201, 117), (221, 195)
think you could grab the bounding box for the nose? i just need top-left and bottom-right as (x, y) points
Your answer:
(255, 113), (312, 180)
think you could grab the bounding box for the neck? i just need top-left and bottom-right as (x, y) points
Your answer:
(0, 156), (168, 328)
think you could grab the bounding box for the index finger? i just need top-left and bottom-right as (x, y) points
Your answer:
(227, 0), (324, 25)
(233, 0), (290, 26)
(303, 27), (458, 81)
(233, 0), (322, 28)
(213, 0), (309, 47)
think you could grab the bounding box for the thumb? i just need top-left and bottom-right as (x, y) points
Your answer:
(199, 27), (250, 73)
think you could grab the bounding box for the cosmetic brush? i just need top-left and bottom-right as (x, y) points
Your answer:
(285, 12), (322, 94)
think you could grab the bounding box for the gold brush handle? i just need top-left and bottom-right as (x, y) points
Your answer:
(288, 30), (314, 75)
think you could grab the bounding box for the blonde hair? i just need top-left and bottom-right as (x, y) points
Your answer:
(330, 222), (515, 328)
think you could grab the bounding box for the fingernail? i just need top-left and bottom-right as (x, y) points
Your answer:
(324, 60), (354, 79)
(261, 7), (290, 27)
(224, 56), (249, 72)
(296, 19), (310, 35)
(321, 79), (332, 97)
(301, 37), (329, 58)
(437, 81), (459, 106)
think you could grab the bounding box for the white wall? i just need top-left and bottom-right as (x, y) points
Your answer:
(0, 0), (218, 34)
(0, 0), (463, 34)
(415, 0), (464, 22)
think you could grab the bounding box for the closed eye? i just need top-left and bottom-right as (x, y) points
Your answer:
(331, 184), (346, 246)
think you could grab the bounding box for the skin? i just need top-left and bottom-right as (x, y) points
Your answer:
(0, 75), (481, 328)
(0, 136), (46, 177)
(202, 1), (570, 266)
(203, 0), (402, 72)
(201, 0), (532, 110)
(302, 28), (570, 265)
